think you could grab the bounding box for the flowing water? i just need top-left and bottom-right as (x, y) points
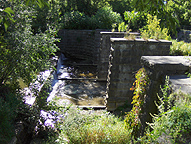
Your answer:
(48, 53), (106, 106)
(22, 54), (106, 129)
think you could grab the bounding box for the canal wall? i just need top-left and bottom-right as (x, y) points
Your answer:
(106, 38), (172, 111)
(57, 29), (104, 64)
(98, 32), (140, 80)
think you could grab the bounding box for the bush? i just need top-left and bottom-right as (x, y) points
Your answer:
(0, 91), (21, 143)
(0, 0), (59, 86)
(140, 14), (171, 40)
(138, 78), (191, 143)
(170, 40), (191, 56)
(95, 6), (123, 29)
(62, 6), (123, 30)
(46, 107), (131, 144)
(62, 11), (98, 30)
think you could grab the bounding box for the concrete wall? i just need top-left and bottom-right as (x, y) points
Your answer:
(98, 32), (126, 80)
(106, 38), (172, 111)
(98, 32), (140, 80)
(57, 29), (104, 64)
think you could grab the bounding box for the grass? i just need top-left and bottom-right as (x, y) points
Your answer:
(45, 107), (132, 144)
(138, 92), (191, 144)
(43, 76), (191, 144)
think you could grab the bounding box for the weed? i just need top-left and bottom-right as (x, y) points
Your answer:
(138, 77), (191, 143)
(47, 107), (131, 144)
(170, 39), (191, 56)
(124, 68), (150, 138)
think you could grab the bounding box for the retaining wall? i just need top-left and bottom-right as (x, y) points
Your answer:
(106, 38), (172, 111)
(98, 32), (126, 80)
(57, 29), (104, 64)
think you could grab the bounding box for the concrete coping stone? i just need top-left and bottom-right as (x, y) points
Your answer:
(110, 38), (172, 44)
(170, 75), (191, 94)
(101, 32), (140, 35)
(141, 56), (191, 67)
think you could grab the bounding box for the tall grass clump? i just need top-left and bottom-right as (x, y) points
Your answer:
(46, 107), (131, 144)
(138, 77), (191, 143)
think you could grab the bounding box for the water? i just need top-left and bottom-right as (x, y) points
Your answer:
(48, 54), (106, 106)
(23, 54), (106, 128)
(23, 70), (52, 105)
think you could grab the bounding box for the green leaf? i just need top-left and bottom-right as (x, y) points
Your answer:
(4, 20), (8, 31)
(4, 7), (14, 15)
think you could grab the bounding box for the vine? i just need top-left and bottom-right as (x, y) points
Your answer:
(124, 68), (150, 137)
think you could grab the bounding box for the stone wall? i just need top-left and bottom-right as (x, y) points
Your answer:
(57, 29), (105, 64)
(98, 32), (126, 80)
(106, 38), (172, 111)
(98, 32), (140, 80)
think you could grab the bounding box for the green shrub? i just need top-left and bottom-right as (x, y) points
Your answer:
(62, 11), (95, 30)
(140, 14), (171, 40)
(0, 92), (21, 143)
(138, 77), (191, 143)
(62, 6), (123, 30)
(118, 22), (128, 32)
(95, 6), (122, 29)
(170, 40), (191, 56)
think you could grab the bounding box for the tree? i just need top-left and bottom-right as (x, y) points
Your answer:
(108, 0), (133, 17)
(0, 0), (59, 86)
(131, 0), (179, 34)
(166, 0), (191, 28)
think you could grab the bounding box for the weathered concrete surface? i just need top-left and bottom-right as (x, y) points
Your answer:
(98, 32), (126, 80)
(98, 32), (140, 80)
(141, 56), (191, 67)
(57, 29), (104, 64)
(170, 75), (191, 94)
(106, 38), (172, 111)
(141, 56), (191, 78)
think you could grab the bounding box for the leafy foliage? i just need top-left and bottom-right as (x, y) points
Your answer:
(170, 40), (191, 56)
(132, 0), (179, 34)
(32, 0), (62, 34)
(95, 6), (122, 29)
(124, 11), (138, 30)
(0, 90), (21, 143)
(62, 6), (122, 30)
(108, 0), (132, 16)
(0, 0), (59, 86)
(124, 68), (150, 138)
(46, 107), (131, 144)
(118, 22), (128, 32)
(140, 14), (171, 40)
(167, 0), (191, 27)
(0, 1), (60, 142)
(138, 77), (191, 143)
(60, 0), (110, 17)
